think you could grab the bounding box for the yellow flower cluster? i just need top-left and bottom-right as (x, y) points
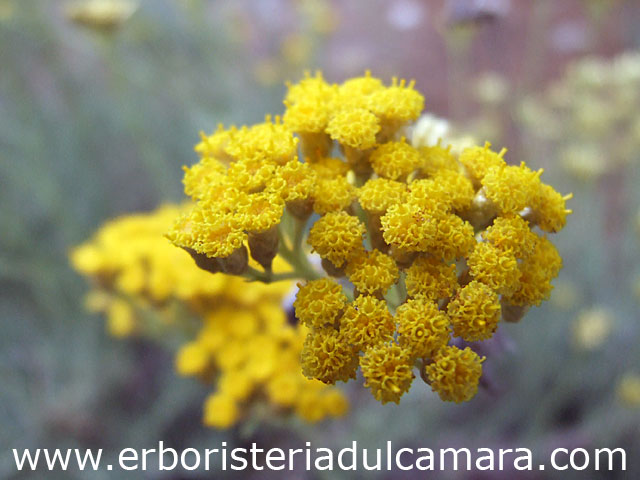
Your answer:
(71, 204), (347, 428)
(168, 72), (571, 405)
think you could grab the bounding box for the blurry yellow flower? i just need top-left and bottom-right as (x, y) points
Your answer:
(617, 373), (640, 408)
(72, 205), (348, 429)
(175, 341), (210, 377)
(549, 279), (581, 311)
(571, 307), (614, 350)
(65, 0), (137, 31)
(203, 393), (239, 429)
(106, 299), (136, 338)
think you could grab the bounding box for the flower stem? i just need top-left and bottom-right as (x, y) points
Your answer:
(243, 223), (321, 283)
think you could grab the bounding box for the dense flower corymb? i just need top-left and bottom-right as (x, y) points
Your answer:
(167, 71), (571, 406)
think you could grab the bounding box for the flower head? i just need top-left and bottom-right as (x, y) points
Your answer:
(505, 235), (562, 306)
(293, 278), (347, 329)
(425, 346), (485, 403)
(458, 142), (506, 184)
(340, 295), (395, 350)
(370, 139), (421, 180)
(481, 163), (541, 214)
(326, 107), (380, 150)
(357, 178), (407, 214)
(468, 242), (521, 295)
(380, 203), (438, 252)
(301, 328), (359, 384)
(367, 77), (424, 125)
(482, 214), (538, 259)
(448, 281), (501, 341)
(405, 256), (458, 300)
(360, 343), (415, 404)
(312, 176), (357, 214)
(345, 249), (399, 295)
(396, 297), (451, 358)
(307, 211), (365, 267)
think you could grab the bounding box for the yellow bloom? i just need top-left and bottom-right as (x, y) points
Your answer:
(156, 71), (571, 409)
(357, 178), (407, 214)
(360, 343), (415, 404)
(307, 211), (365, 267)
(312, 176), (356, 214)
(218, 369), (255, 401)
(396, 297), (450, 358)
(448, 281), (501, 342)
(380, 203), (438, 252)
(405, 256), (458, 299)
(226, 157), (276, 193)
(175, 341), (210, 376)
(167, 209), (246, 259)
(366, 77), (424, 126)
(235, 191), (285, 233)
(194, 124), (235, 161)
(412, 169), (475, 212)
(481, 163), (541, 214)
(533, 184), (573, 233)
(458, 142), (506, 185)
(505, 235), (562, 306)
(203, 393), (240, 429)
(309, 156), (350, 179)
(70, 244), (105, 275)
(182, 157), (227, 200)
(224, 120), (298, 165)
(295, 388), (327, 423)
(271, 160), (317, 203)
(418, 142), (459, 176)
(482, 214), (538, 259)
(425, 346), (485, 403)
(340, 295), (395, 350)
(325, 107), (380, 150)
(293, 278), (347, 329)
(345, 249), (399, 295)
(369, 139), (421, 180)
(335, 71), (384, 109)
(283, 98), (331, 134)
(266, 371), (303, 407)
(468, 242), (521, 295)
(285, 71), (335, 105)
(301, 328), (359, 384)
(430, 212), (476, 261)
(72, 204), (349, 429)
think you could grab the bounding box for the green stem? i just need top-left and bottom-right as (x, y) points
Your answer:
(243, 224), (321, 283)
(292, 216), (308, 254)
(242, 268), (316, 283)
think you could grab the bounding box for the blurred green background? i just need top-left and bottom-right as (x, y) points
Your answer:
(2, 0), (640, 478)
